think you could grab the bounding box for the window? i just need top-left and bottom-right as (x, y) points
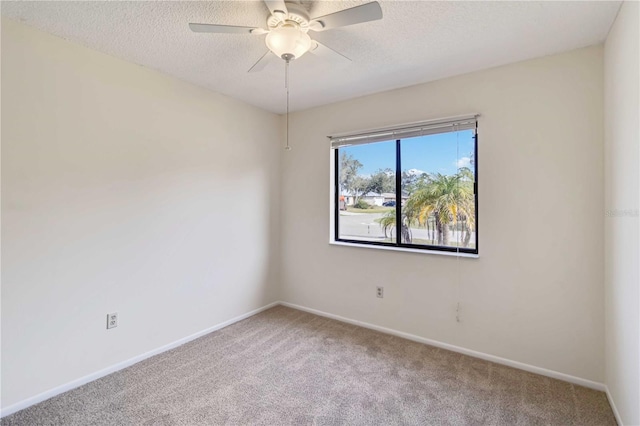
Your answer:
(332, 115), (478, 255)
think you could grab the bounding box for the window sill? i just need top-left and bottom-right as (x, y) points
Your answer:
(329, 241), (479, 258)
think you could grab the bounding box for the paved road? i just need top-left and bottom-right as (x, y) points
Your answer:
(339, 212), (388, 241)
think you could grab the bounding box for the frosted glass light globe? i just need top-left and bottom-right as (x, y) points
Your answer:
(265, 24), (312, 60)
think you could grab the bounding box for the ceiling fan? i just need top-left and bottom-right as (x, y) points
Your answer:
(189, 0), (383, 72)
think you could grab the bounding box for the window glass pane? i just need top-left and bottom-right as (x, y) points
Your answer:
(400, 130), (476, 249)
(338, 140), (396, 243)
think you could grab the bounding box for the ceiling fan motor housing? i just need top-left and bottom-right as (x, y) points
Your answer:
(267, 2), (310, 32)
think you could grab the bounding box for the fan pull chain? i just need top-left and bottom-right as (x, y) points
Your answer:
(285, 59), (289, 89)
(284, 60), (291, 151)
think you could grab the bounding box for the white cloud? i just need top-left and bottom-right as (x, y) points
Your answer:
(406, 168), (426, 176)
(456, 157), (471, 168)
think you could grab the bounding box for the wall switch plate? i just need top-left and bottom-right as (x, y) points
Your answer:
(376, 286), (384, 298)
(107, 312), (118, 329)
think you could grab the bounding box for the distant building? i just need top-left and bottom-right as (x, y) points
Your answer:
(341, 191), (384, 206)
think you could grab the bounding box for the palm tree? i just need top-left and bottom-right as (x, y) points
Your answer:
(377, 209), (395, 239)
(405, 171), (475, 247)
(375, 170), (475, 247)
(376, 208), (412, 243)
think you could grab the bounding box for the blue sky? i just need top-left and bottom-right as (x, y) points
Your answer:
(343, 130), (475, 176)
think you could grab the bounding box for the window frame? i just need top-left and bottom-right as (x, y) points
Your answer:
(331, 123), (479, 255)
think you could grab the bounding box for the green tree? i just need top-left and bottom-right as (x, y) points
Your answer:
(339, 152), (362, 195)
(406, 173), (475, 246)
(456, 166), (475, 246)
(351, 175), (371, 202)
(366, 168), (395, 195)
(401, 170), (428, 195)
(376, 171), (476, 247)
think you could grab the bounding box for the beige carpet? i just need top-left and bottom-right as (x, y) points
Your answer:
(2, 306), (616, 425)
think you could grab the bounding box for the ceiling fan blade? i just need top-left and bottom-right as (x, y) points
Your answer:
(310, 41), (351, 64)
(264, 0), (288, 16)
(248, 51), (275, 73)
(189, 23), (257, 34)
(310, 2), (382, 31)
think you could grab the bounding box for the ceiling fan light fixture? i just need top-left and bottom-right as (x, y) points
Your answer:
(265, 24), (311, 60)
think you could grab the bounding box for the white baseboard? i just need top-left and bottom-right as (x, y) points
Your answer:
(605, 386), (623, 426)
(279, 301), (607, 392)
(0, 301), (280, 418)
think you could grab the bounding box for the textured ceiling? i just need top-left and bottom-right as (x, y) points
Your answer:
(1, 1), (621, 114)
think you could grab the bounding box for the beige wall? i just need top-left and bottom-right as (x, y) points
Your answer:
(281, 46), (605, 383)
(604, 1), (640, 424)
(1, 19), (282, 408)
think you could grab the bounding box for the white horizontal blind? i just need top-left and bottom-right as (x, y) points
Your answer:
(329, 114), (479, 148)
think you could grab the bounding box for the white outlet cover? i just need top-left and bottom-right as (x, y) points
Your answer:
(107, 312), (118, 329)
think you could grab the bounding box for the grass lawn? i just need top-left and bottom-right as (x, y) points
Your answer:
(345, 207), (394, 214)
(380, 237), (476, 249)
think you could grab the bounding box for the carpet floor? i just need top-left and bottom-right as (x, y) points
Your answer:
(2, 306), (616, 425)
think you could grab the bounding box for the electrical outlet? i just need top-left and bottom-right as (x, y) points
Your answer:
(376, 286), (384, 298)
(107, 312), (118, 329)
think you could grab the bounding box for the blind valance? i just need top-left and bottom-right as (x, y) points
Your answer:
(329, 114), (478, 148)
